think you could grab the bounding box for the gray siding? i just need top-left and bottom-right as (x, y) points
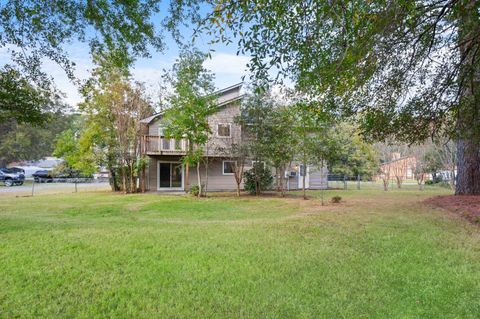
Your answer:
(188, 158), (243, 191)
(205, 103), (242, 156)
(146, 155), (183, 191)
(146, 156), (243, 192)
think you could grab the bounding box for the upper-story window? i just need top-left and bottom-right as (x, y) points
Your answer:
(217, 123), (231, 138)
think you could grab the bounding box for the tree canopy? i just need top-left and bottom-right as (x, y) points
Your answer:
(169, 0), (480, 194)
(0, 0), (164, 124)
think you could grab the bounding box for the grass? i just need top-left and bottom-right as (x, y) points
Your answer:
(1, 187), (479, 318)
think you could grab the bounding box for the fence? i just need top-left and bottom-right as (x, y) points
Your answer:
(323, 174), (444, 191)
(0, 178), (111, 197)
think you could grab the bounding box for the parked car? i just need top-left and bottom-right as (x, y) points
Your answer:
(32, 170), (53, 183)
(0, 168), (25, 186)
(8, 167), (25, 175)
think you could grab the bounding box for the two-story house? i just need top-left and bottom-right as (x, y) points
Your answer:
(140, 83), (328, 192)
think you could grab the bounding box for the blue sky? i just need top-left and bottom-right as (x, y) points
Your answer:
(0, 5), (250, 107)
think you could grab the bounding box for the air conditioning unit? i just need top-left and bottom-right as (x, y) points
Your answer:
(285, 171), (297, 178)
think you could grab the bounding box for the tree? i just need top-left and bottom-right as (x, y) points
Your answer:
(425, 139), (457, 189)
(0, 1), (164, 125)
(109, 80), (152, 193)
(216, 142), (249, 196)
(0, 112), (79, 167)
(163, 48), (217, 197)
(57, 60), (152, 193)
(289, 93), (333, 200)
(236, 89), (293, 196)
(236, 91), (272, 195)
(170, 0), (480, 195)
(327, 123), (379, 180)
(266, 105), (296, 197)
(375, 143), (395, 191)
(0, 67), (61, 125)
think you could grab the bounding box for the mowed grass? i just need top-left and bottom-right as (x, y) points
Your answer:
(0, 187), (479, 318)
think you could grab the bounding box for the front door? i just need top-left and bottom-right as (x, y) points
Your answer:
(158, 162), (183, 190)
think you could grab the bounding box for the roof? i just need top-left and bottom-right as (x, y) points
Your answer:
(140, 83), (244, 124)
(214, 82), (243, 95)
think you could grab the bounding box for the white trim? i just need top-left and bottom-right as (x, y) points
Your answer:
(157, 160), (184, 191)
(217, 123), (232, 138)
(222, 160), (236, 175)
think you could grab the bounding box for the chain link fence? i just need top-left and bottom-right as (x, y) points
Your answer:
(0, 178), (111, 197)
(325, 174), (444, 191)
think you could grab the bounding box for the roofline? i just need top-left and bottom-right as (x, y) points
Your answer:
(217, 94), (244, 107)
(214, 82), (243, 95)
(140, 83), (244, 124)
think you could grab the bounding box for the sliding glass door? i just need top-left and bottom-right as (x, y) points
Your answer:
(158, 162), (183, 189)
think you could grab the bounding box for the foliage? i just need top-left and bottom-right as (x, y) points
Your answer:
(169, 0), (480, 194)
(0, 1), (164, 124)
(331, 195), (342, 204)
(0, 66), (63, 125)
(163, 47), (217, 196)
(53, 127), (97, 177)
(0, 112), (79, 167)
(243, 162), (273, 195)
(328, 123), (379, 178)
(51, 162), (91, 178)
(56, 60), (152, 192)
(237, 89), (295, 195)
(189, 185), (200, 197)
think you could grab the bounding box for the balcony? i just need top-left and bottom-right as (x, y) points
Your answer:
(142, 135), (188, 155)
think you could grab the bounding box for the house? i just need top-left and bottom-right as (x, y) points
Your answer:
(140, 83), (328, 192)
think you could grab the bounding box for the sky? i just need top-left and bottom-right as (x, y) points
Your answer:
(0, 6), (251, 108)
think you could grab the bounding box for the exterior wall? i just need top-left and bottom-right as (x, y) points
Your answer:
(377, 156), (417, 182)
(188, 158), (243, 191)
(146, 156), (243, 192)
(148, 118), (162, 136)
(205, 102), (242, 156)
(145, 103), (242, 158)
(146, 155), (183, 191)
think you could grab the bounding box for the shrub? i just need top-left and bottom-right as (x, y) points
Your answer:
(331, 195), (342, 203)
(425, 180), (435, 185)
(243, 162), (273, 195)
(189, 185), (200, 196)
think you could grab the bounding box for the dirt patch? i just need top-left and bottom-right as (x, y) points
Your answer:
(425, 195), (480, 225)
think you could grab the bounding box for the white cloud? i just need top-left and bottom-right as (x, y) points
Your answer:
(204, 53), (250, 77)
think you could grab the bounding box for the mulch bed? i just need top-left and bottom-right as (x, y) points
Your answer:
(425, 195), (480, 225)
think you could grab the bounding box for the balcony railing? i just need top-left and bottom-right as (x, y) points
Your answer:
(142, 135), (188, 155)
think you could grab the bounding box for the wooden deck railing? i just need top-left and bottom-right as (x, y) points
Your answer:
(142, 135), (188, 155)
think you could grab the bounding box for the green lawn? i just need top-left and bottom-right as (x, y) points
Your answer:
(1, 187), (479, 318)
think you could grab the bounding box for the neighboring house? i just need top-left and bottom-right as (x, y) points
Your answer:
(377, 153), (422, 182)
(140, 83), (328, 192)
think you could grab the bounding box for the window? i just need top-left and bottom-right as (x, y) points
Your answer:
(217, 123), (231, 137)
(223, 161), (236, 175)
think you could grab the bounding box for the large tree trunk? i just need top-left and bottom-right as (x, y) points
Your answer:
(455, 139), (480, 195)
(455, 1), (480, 195)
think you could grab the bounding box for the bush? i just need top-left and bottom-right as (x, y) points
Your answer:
(425, 180), (435, 185)
(331, 195), (342, 203)
(244, 162), (273, 195)
(189, 185), (200, 197)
